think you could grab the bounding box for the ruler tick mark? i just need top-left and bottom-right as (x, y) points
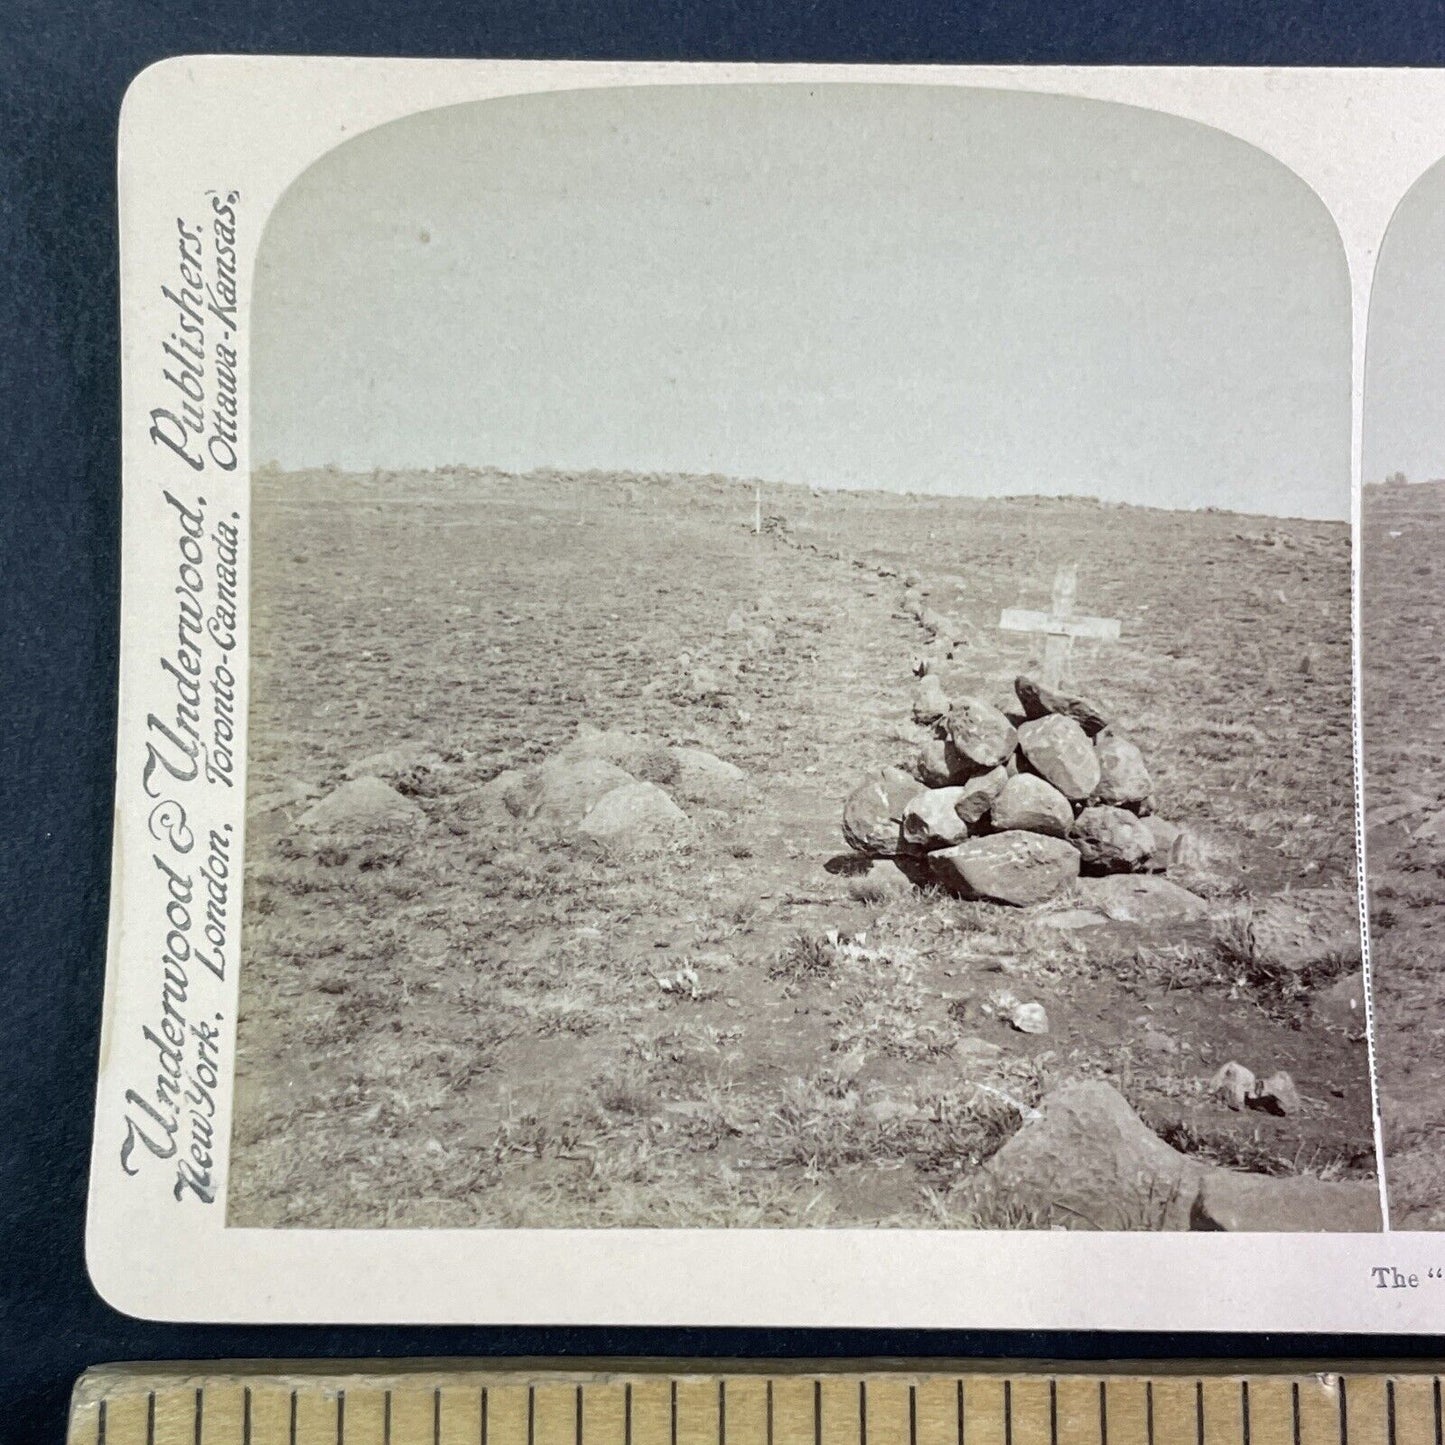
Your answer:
(88, 1367), (1445, 1445)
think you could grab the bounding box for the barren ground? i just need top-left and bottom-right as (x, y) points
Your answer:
(1362, 480), (1445, 1227)
(230, 467), (1370, 1228)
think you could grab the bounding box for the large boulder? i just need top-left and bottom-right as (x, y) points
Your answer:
(1191, 1172), (1381, 1232)
(1072, 805), (1155, 873)
(979, 1081), (1200, 1230)
(930, 832), (1080, 906)
(1017, 715), (1101, 802)
(666, 746), (747, 804)
(954, 766), (1009, 826)
(843, 767), (925, 858)
(945, 697), (1018, 772)
(989, 774), (1072, 838)
(529, 756), (637, 828)
(901, 787), (971, 851)
(1075, 874), (1211, 925)
(1248, 888), (1362, 973)
(911, 675), (950, 725)
(578, 782), (690, 854)
(1091, 729), (1152, 811)
(1014, 674), (1111, 736)
(913, 735), (971, 788)
(298, 777), (426, 834)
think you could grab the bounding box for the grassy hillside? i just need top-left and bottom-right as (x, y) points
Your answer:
(1362, 479), (1445, 1226)
(229, 467), (1366, 1228)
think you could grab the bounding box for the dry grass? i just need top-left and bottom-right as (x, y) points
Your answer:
(1362, 481), (1445, 1226)
(229, 467), (1370, 1229)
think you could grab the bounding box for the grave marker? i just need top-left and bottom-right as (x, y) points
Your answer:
(999, 564), (1120, 688)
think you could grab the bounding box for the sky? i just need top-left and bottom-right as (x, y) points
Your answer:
(1365, 156), (1445, 485)
(254, 84), (1351, 519)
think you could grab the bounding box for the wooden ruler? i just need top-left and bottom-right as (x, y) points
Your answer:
(66, 1364), (1444, 1445)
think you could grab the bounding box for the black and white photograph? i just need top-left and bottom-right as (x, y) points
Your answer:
(225, 81), (1375, 1234)
(1361, 151), (1445, 1229)
(99, 59), (1445, 1331)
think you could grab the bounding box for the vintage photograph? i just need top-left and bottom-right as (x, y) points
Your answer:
(1361, 153), (1445, 1229)
(226, 82), (1375, 1233)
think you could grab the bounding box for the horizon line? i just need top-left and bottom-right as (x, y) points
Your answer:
(252, 461), (1350, 524)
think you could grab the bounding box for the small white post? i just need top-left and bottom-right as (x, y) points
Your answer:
(1042, 564), (1078, 689)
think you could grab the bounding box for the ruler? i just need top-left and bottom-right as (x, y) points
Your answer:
(66, 1364), (1443, 1445)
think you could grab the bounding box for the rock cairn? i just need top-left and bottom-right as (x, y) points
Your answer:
(842, 672), (1181, 906)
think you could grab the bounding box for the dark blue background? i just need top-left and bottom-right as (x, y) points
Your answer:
(5, 2), (1445, 1442)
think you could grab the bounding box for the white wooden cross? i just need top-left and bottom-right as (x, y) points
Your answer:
(998, 564), (1120, 689)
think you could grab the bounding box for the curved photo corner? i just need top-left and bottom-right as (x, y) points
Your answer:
(1361, 150), (1445, 1230)
(228, 81), (1373, 1235)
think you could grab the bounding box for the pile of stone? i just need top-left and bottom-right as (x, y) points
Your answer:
(462, 724), (747, 857)
(287, 725), (748, 860)
(842, 672), (1183, 906)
